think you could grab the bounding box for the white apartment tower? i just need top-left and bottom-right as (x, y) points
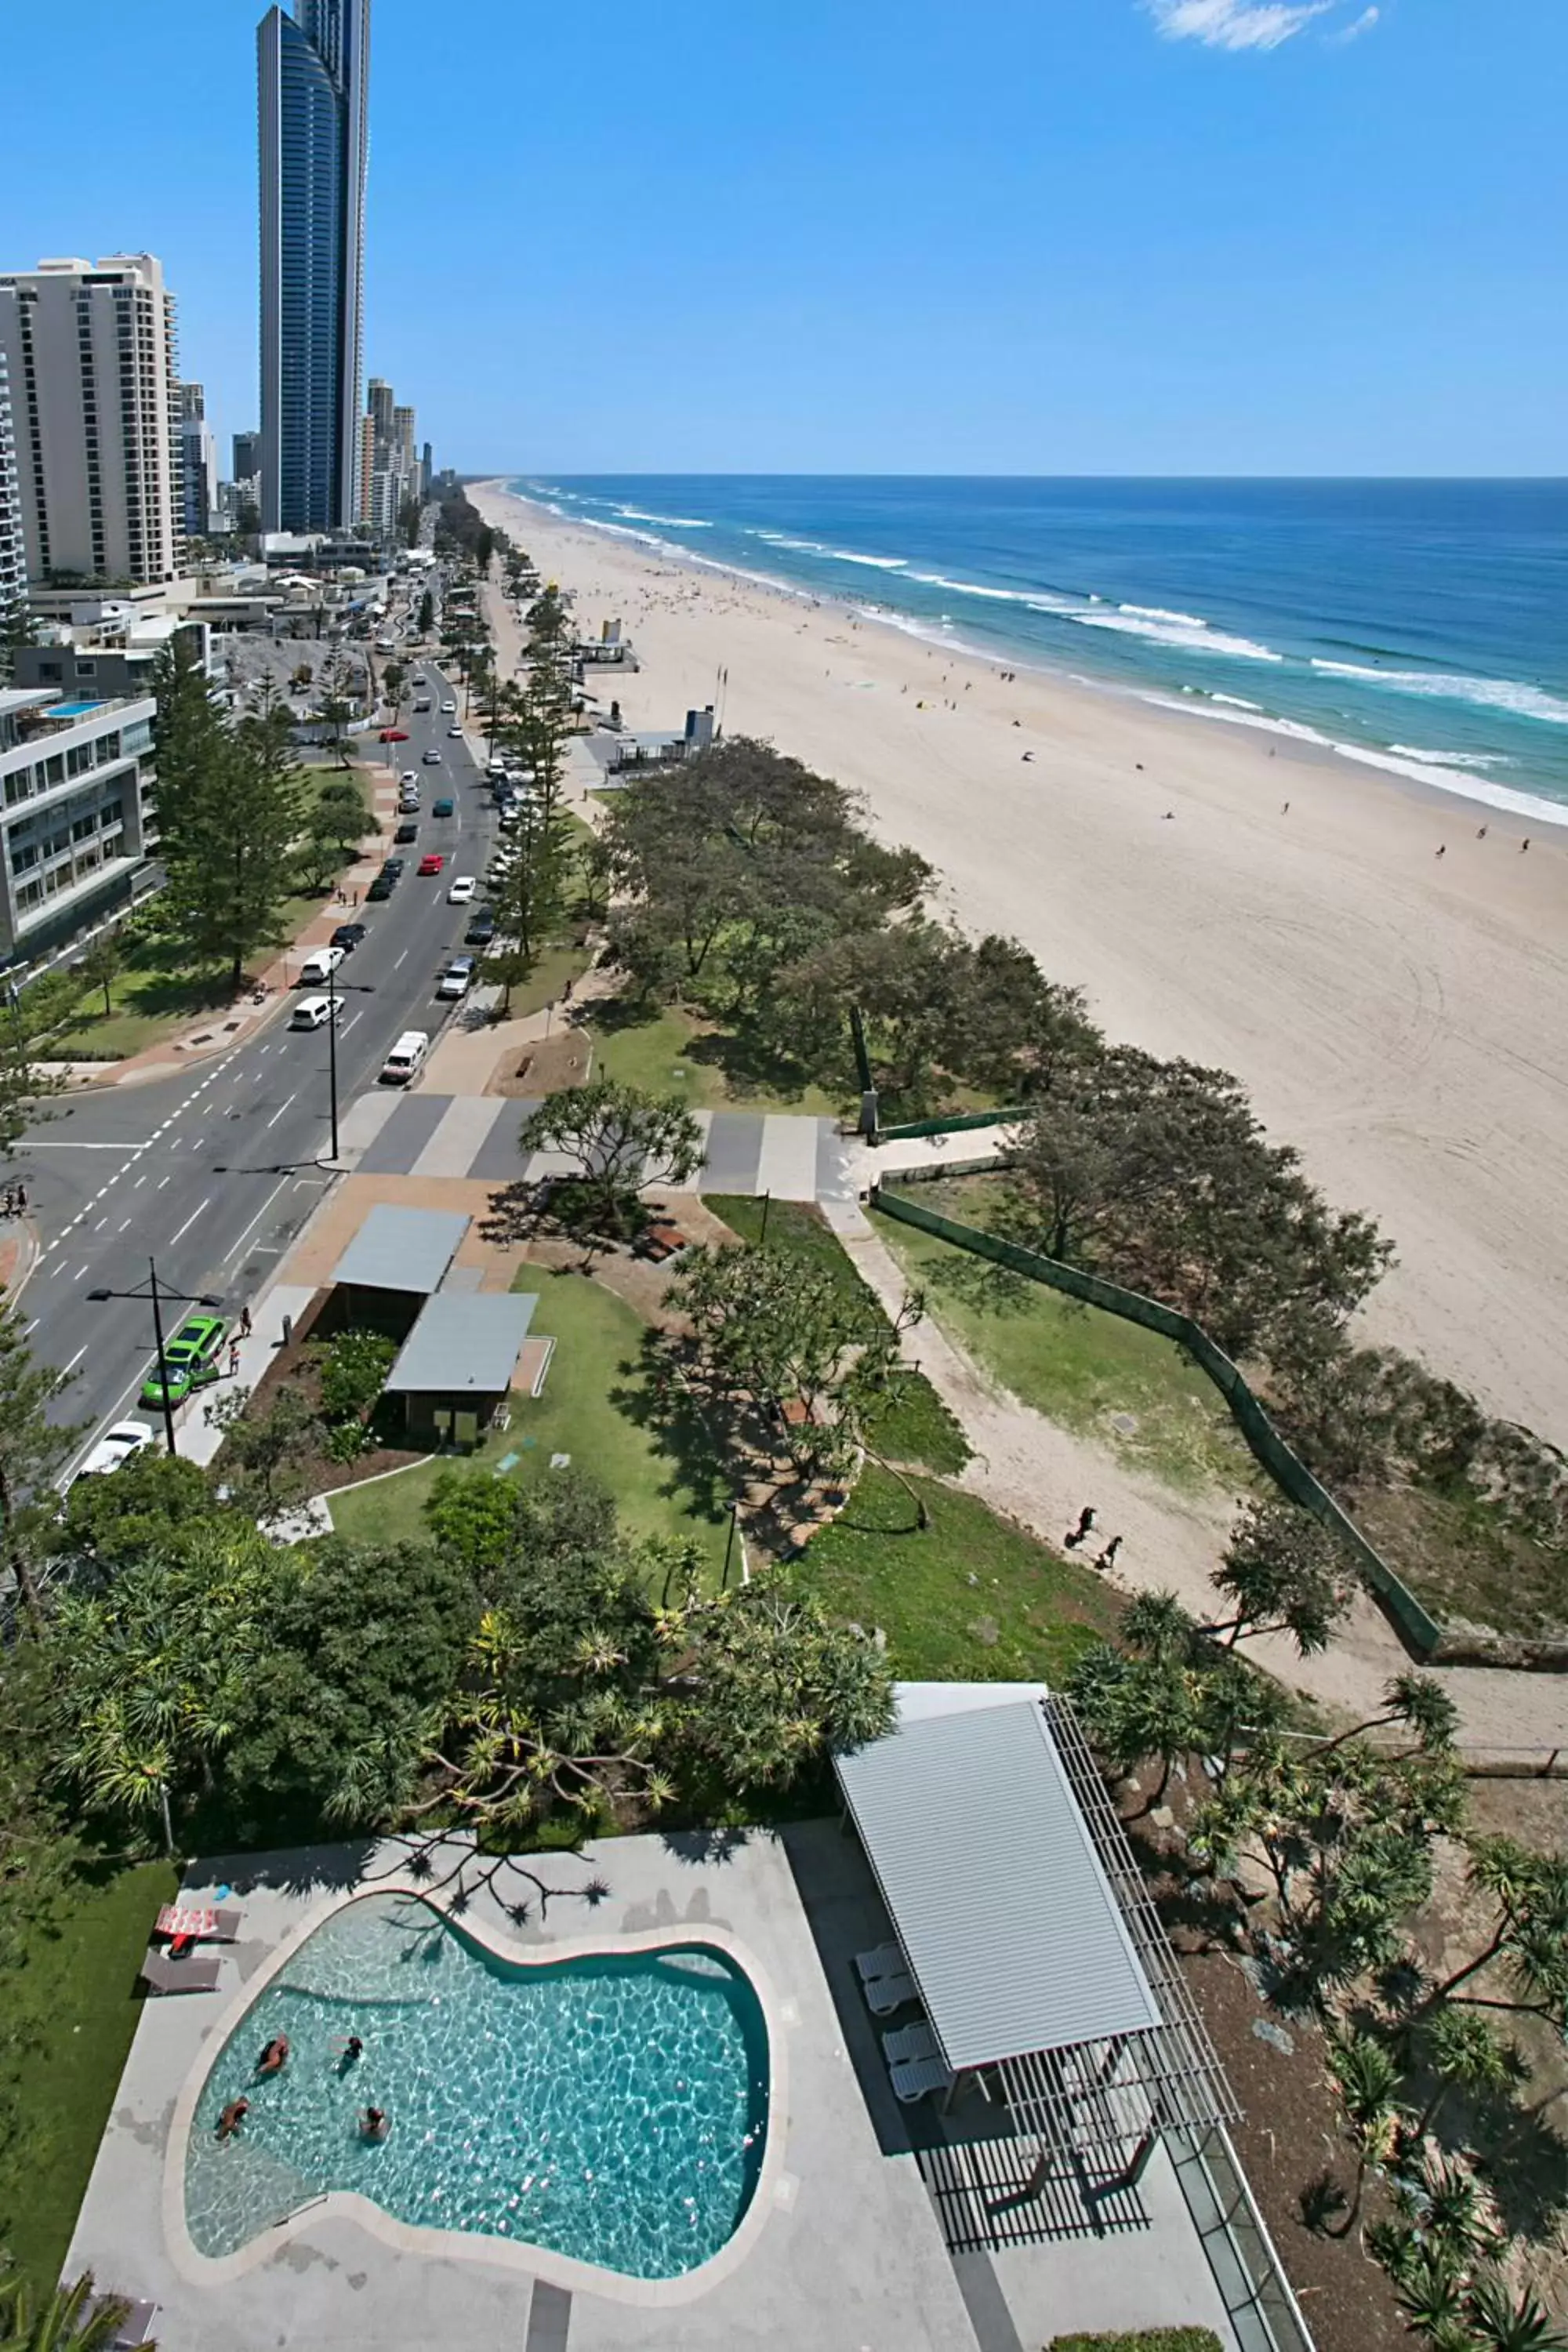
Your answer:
(0, 347), (27, 637)
(0, 255), (183, 587)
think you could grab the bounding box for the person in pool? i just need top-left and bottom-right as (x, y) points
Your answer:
(336, 2034), (364, 2074)
(360, 2107), (390, 2142)
(256, 2034), (289, 2076)
(216, 2097), (249, 2142)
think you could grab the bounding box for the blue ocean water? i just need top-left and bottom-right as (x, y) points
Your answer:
(511, 475), (1568, 822)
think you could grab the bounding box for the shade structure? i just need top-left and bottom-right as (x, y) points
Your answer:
(329, 1203), (469, 1297)
(384, 1293), (538, 1396)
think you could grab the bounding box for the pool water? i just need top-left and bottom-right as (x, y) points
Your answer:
(183, 1893), (770, 2278)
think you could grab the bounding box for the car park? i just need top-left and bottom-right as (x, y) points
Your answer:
(465, 907), (496, 946)
(330, 921), (368, 952)
(418, 852), (445, 876)
(139, 1315), (227, 1410)
(437, 954), (476, 1000)
(289, 993), (340, 1030)
(394, 819), (419, 844)
(447, 875), (476, 904)
(297, 945), (346, 985)
(423, 747), (442, 764)
(72, 1420), (154, 1483)
(432, 796), (455, 817)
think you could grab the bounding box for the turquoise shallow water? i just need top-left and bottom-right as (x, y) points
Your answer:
(183, 1893), (769, 2278)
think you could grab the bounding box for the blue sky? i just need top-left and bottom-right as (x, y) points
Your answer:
(5, 0), (1563, 474)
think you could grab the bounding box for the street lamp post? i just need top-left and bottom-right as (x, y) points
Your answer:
(85, 1261), (226, 1458)
(318, 953), (374, 1165)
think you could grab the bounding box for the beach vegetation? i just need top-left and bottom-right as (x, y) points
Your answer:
(518, 1080), (704, 1241)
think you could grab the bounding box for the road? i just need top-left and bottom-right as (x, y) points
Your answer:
(15, 631), (500, 1478)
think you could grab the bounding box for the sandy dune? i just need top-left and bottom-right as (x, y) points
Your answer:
(468, 481), (1568, 1445)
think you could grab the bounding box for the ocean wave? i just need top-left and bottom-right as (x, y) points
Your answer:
(615, 506), (713, 528)
(755, 532), (827, 552)
(1072, 608), (1283, 662)
(906, 571), (1075, 611)
(1311, 661), (1568, 727)
(1387, 744), (1510, 771)
(1120, 603), (1210, 628)
(1212, 694), (1262, 710)
(828, 550), (909, 569)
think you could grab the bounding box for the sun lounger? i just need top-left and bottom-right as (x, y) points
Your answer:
(212, 1907), (244, 1940)
(863, 1967), (917, 2016)
(89, 2296), (158, 2349)
(883, 2020), (942, 2069)
(888, 2053), (955, 2105)
(140, 1950), (221, 1995)
(854, 1941), (905, 1986)
(154, 1902), (243, 1944)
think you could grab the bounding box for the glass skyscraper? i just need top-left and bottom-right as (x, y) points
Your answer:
(257, 0), (369, 532)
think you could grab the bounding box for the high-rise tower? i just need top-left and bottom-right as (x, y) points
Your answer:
(257, 0), (370, 532)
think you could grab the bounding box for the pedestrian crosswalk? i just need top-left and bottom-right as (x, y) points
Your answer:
(335, 1092), (855, 1203)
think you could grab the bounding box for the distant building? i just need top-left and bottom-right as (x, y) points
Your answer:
(258, 0), (371, 532)
(357, 412), (376, 526)
(421, 439), (432, 499)
(0, 348), (27, 641)
(177, 383), (220, 541)
(0, 254), (183, 587)
(232, 427), (261, 484)
(0, 684), (158, 959)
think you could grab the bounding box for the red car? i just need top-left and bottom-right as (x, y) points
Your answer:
(418, 852), (445, 877)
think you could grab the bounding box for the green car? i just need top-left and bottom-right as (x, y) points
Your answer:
(431, 796), (455, 818)
(140, 1313), (227, 1409)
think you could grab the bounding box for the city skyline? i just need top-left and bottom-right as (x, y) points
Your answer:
(257, 0), (370, 530)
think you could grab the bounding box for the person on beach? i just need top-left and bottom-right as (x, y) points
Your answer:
(361, 2107), (390, 2142)
(1477, 826), (1487, 838)
(257, 2034), (289, 2076)
(216, 2097), (249, 2142)
(1436, 844), (1446, 858)
(1281, 802), (1290, 815)
(1522, 839), (1530, 852)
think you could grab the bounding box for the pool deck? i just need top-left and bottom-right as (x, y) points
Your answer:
(69, 1824), (1243, 2352)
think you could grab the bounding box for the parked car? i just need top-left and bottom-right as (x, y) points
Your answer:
(437, 954), (476, 1000)
(447, 875), (477, 904)
(464, 907), (496, 946)
(400, 769), (418, 786)
(330, 921), (368, 952)
(289, 993), (340, 1030)
(297, 945), (345, 985)
(366, 873), (395, 902)
(432, 796), (455, 817)
(139, 1315), (227, 1410)
(381, 856), (406, 879)
(418, 852), (445, 877)
(72, 1420), (154, 1483)
(394, 819), (419, 844)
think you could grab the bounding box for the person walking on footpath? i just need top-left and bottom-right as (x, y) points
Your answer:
(1096, 1535), (1123, 1571)
(228, 1337), (242, 1378)
(1065, 1504), (1096, 1551)
(239, 1305), (253, 1339)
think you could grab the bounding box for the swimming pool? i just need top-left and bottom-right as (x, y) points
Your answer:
(182, 1893), (770, 2279)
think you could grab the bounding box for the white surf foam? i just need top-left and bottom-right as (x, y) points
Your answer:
(1072, 608), (1283, 662)
(1312, 661), (1568, 727)
(1387, 744), (1510, 771)
(615, 506), (713, 528)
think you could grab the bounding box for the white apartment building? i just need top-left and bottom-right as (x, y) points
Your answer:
(178, 382), (220, 541)
(0, 254), (183, 590)
(0, 684), (156, 959)
(0, 347), (26, 635)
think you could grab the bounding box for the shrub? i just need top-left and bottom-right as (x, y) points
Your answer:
(1047, 2332), (1225, 2352)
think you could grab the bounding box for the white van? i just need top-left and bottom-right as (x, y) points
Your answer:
(380, 1029), (429, 1085)
(290, 994), (339, 1030)
(298, 945), (346, 985)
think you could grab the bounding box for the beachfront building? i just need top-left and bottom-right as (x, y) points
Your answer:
(178, 383), (220, 542)
(0, 684), (157, 960)
(0, 254), (184, 589)
(257, 0), (371, 534)
(0, 347), (27, 645)
(232, 428), (262, 485)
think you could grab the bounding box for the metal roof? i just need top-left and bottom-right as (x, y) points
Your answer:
(328, 1203), (470, 1297)
(833, 1696), (1160, 2072)
(383, 1292), (538, 1396)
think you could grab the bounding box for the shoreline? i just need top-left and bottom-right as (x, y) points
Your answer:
(467, 477), (1568, 1443)
(498, 479), (1568, 835)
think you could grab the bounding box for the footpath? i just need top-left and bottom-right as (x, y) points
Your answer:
(38, 755), (398, 1093)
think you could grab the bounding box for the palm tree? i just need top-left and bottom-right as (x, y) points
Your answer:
(1465, 2273), (1568, 2352)
(1408, 2003), (1530, 2140)
(1325, 2031), (1400, 2231)
(1414, 1837), (1568, 2031)
(1319, 1669), (1459, 1757)
(0, 2264), (154, 2349)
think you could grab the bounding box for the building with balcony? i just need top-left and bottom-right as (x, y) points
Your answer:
(178, 383), (220, 540)
(0, 254), (183, 588)
(0, 686), (157, 960)
(0, 347), (27, 640)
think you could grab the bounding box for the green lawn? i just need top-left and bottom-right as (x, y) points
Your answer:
(0, 1858), (178, 2291)
(798, 1466), (1119, 1686)
(328, 1269), (732, 1573)
(501, 939), (595, 1023)
(587, 1005), (844, 1118)
(708, 1195), (971, 1476)
(870, 1196), (1253, 1500)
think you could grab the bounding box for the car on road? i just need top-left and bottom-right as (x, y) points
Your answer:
(437, 954), (476, 1000)
(431, 796), (454, 817)
(418, 852), (445, 877)
(447, 724), (463, 739)
(394, 819), (419, 844)
(440, 699), (456, 713)
(422, 747), (443, 764)
(380, 856), (406, 880)
(72, 1420), (154, 1483)
(366, 872), (395, 901)
(447, 875), (476, 904)
(298, 945), (346, 985)
(330, 921), (368, 952)
(464, 907), (496, 946)
(139, 1315), (227, 1410)
(289, 993), (340, 1030)
(380, 1029), (429, 1085)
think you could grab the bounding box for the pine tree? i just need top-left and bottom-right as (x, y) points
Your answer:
(159, 668), (306, 991)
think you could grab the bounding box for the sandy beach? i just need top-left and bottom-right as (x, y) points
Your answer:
(469, 481), (1568, 1445)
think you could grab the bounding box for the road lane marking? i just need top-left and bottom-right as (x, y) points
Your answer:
(168, 1201), (209, 1247)
(265, 1102), (289, 1129)
(219, 1175), (290, 1273)
(157, 1175), (171, 1189)
(60, 1342), (89, 1375)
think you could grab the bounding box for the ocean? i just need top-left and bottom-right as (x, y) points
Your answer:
(510, 475), (1568, 826)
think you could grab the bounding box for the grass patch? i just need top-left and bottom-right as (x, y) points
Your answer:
(708, 1195), (971, 1476)
(501, 939), (594, 1023)
(0, 1857), (178, 2290)
(798, 1466), (1118, 1684)
(871, 1186), (1252, 1500)
(587, 1004), (843, 1117)
(328, 1269), (731, 1575)
(1354, 1483), (1567, 1643)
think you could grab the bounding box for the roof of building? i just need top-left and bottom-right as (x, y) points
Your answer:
(329, 1203), (470, 1297)
(833, 1694), (1160, 2072)
(383, 1291), (539, 1396)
